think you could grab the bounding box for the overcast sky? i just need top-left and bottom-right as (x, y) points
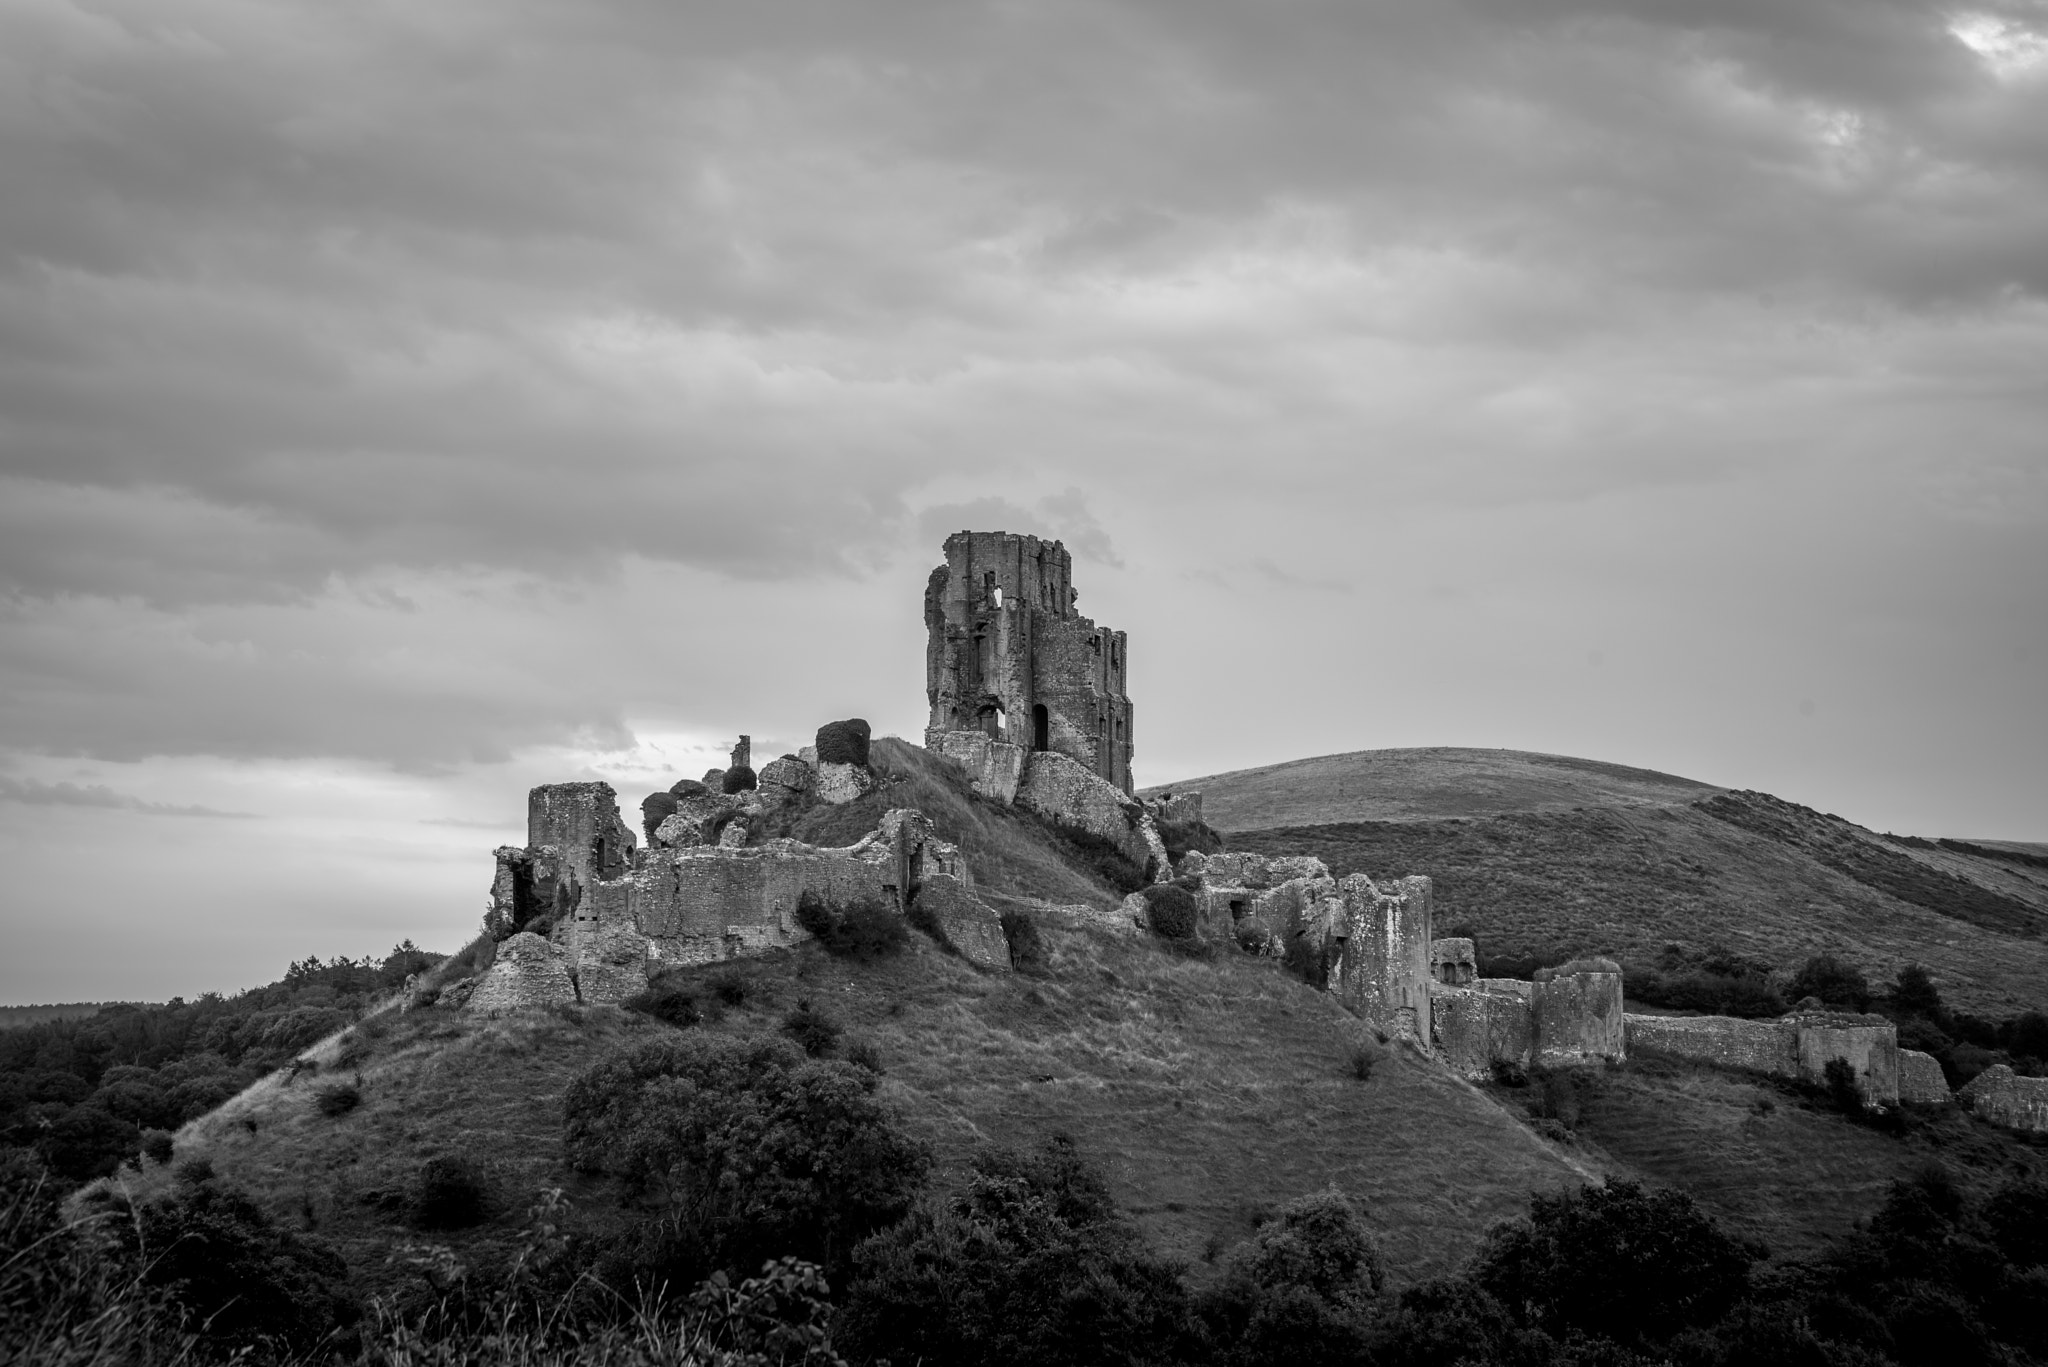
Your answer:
(3, 0), (2045, 1003)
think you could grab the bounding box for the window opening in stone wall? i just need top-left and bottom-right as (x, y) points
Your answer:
(995, 707), (1008, 734)
(1230, 897), (1248, 920)
(992, 585), (1003, 608)
(1032, 703), (1049, 752)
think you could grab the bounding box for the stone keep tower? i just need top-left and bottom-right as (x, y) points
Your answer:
(924, 531), (1135, 793)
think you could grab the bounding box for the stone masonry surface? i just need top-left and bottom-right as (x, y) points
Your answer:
(1959, 1065), (2048, 1132)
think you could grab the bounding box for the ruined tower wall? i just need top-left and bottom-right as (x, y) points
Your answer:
(924, 530), (1135, 793)
(1328, 873), (1434, 1045)
(527, 783), (634, 902)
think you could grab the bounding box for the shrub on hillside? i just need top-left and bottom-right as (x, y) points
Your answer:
(1285, 933), (1332, 990)
(670, 778), (709, 798)
(708, 969), (750, 1007)
(36, 1105), (139, 1182)
(839, 1134), (1202, 1367)
(1140, 883), (1200, 940)
(814, 718), (872, 767)
(1155, 814), (1226, 867)
(139, 1128), (174, 1165)
(1469, 1179), (1763, 1349)
(1890, 962), (1943, 1017)
(413, 1155), (490, 1231)
(315, 1080), (361, 1117)
(626, 972), (703, 1029)
(721, 764), (758, 794)
(641, 791), (678, 842)
(1822, 1058), (1864, 1116)
(779, 999), (842, 1059)
(563, 1033), (929, 1288)
(1788, 954), (1872, 1012)
(1204, 1188), (1385, 1365)
(128, 1169), (359, 1354)
(793, 890), (907, 961)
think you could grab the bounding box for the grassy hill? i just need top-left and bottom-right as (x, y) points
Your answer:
(103, 739), (2048, 1321)
(1173, 748), (2047, 1017)
(1142, 746), (1722, 829)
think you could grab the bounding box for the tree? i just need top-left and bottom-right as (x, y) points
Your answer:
(563, 1034), (928, 1287)
(1890, 964), (1943, 1018)
(1788, 955), (1871, 1012)
(1470, 1179), (1762, 1348)
(1205, 1189), (1385, 1367)
(838, 1135), (1200, 1367)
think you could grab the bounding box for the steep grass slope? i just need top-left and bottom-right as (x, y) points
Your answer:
(1232, 797), (2048, 1015)
(146, 928), (1591, 1301)
(1144, 747), (1721, 829)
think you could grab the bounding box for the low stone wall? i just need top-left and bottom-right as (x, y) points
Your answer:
(1430, 937), (1477, 986)
(468, 932), (575, 1013)
(914, 872), (1011, 972)
(1959, 1065), (2048, 1133)
(1432, 979), (1533, 1079)
(621, 838), (897, 967)
(1624, 1011), (1900, 1104)
(1898, 1049), (1952, 1105)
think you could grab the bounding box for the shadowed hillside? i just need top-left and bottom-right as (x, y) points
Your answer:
(1144, 746), (1722, 829)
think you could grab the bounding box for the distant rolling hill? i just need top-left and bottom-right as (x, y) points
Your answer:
(1143, 746), (1723, 829)
(1161, 748), (2048, 1016)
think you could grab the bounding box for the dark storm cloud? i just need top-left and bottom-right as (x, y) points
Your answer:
(0, 775), (251, 817)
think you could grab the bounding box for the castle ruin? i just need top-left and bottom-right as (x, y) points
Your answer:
(444, 527), (2028, 1129)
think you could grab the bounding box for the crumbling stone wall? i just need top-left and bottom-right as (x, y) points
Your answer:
(528, 782), (635, 907)
(924, 530), (1134, 792)
(1326, 874), (1434, 1045)
(1530, 960), (1625, 1066)
(1958, 1065), (2048, 1133)
(913, 872), (1011, 972)
(1898, 1049), (1951, 1105)
(1624, 1011), (1900, 1105)
(467, 932), (576, 1013)
(1431, 979), (1534, 1079)
(1431, 937), (1477, 986)
(1014, 750), (1168, 880)
(931, 730), (1028, 804)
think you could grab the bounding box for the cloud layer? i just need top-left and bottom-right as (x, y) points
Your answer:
(2, 0), (2045, 997)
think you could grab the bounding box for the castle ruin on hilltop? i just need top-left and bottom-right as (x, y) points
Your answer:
(429, 527), (2017, 1127)
(923, 531), (1134, 793)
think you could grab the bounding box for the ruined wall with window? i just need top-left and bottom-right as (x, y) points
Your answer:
(923, 530), (1134, 793)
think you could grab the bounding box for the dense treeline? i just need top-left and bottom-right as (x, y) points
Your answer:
(9, 1010), (2047, 1367)
(0, 944), (439, 1180)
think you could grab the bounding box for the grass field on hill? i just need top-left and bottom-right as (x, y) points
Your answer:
(1144, 747), (1722, 829)
(146, 925), (1596, 1301)
(1231, 801), (2048, 1017)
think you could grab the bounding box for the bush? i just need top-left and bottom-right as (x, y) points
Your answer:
(721, 764), (758, 794)
(839, 1134), (1201, 1367)
(38, 1105), (139, 1181)
(131, 1170), (359, 1353)
(641, 791), (678, 841)
(139, 1128), (174, 1165)
(780, 999), (842, 1059)
(1140, 883), (1200, 940)
(1490, 1059), (1530, 1088)
(814, 718), (872, 767)
(1891, 963), (1943, 1017)
(413, 1155), (489, 1230)
(708, 969), (750, 1007)
(1470, 1179), (1763, 1348)
(670, 778), (709, 798)
(1789, 954), (1872, 1012)
(1155, 815), (1226, 867)
(793, 890), (908, 961)
(1204, 1188), (1385, 1365)
(626, 972), (703, 1029)
(563, 1033), (929, 1287)
(1348, 1042), (1383, 1081)
(844, 1038), (884, 1074)
(315, 1080), (361, 1117)
(1285, 933), (1332, 989)
(1001, 910), (1046, 974)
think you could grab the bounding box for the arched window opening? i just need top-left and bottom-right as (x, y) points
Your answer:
(992, 585), (1004, 608)
(995, 706), (1008, 734)
(1032, 704), (1049, 752)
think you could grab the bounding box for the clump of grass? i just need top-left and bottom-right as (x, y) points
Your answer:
(1348, 1041), (1385, 1081)
(794, 890), (908, 961)
(314, 1080), (361, 1117)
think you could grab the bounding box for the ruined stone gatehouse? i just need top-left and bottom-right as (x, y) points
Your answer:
(925, 531), (1134, 794)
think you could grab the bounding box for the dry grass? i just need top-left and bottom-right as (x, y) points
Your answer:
(1146, 746), (1721, 830)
